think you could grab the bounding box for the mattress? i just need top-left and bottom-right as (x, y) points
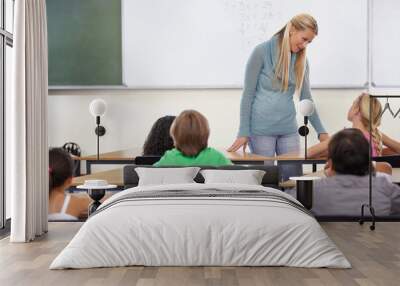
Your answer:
(50, 183), (350, 269)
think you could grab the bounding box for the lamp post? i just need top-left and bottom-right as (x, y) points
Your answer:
(89, 99), (107, 160)
(298, 99), (315, 159)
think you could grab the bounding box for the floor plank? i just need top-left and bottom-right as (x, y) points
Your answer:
(0, 222), (399, 286)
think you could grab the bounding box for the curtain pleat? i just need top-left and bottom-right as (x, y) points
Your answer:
(10, 0), (48, 242)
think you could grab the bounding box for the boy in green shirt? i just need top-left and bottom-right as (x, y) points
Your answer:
(154, 110), (232, 166)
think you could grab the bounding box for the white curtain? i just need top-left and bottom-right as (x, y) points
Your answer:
(10, 0), (48, 242)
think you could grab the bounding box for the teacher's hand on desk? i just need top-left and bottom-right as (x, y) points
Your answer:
(227, 137), (249, 152)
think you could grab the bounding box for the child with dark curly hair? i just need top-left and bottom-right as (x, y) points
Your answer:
(143, 115), (176, 156)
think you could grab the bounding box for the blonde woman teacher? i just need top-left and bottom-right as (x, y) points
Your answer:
(228, 14), (329, 180)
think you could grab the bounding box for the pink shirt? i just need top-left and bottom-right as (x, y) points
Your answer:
(362, 131), (379, 157)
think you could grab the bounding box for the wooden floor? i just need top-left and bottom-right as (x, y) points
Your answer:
(0, 222), (399, 286)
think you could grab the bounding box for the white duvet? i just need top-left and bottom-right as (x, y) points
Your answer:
(50, 183), (350, 269)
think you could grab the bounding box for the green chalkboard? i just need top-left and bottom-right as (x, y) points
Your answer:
(47, 0), (122, 86)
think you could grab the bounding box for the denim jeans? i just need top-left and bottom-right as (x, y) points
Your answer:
(249, 133), (303, 181)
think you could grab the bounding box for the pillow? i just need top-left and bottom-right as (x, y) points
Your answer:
(200, 169), (266, 185)
(135, 167), (200, 186)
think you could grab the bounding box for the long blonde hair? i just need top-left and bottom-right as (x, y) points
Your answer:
(274, 14), (318, 93)
(357, 93), (383, 155)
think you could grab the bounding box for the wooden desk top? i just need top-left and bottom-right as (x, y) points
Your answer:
(280, 168), (400, 189)
(72, 168), (123, 186)
(274, 151), (326, 161)
(76, 147), (272, 162)
(222, 150), (271, 161)
(77, 149), (139, 161)
(76, 148), (399, 163)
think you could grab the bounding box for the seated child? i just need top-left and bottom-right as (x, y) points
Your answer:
(288, 128), (400, 217)
(154, 110), (232, 166)
(48, 148), (91, 221)
(308, 93), (400, 159)
(143, 115), (176, 156)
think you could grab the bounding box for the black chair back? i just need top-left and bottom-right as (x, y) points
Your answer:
(62, 142), (81, 176)
(134, 155), (161, 165)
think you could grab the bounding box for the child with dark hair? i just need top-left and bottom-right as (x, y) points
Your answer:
(289, 128), (400, 216)
(155, 110), (232, 166)
(49, 148), (90, 221)
(143, 115), (176, 156)
(325, 128), (372, 176)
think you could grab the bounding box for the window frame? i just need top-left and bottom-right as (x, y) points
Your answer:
(0, 0), (13, 230)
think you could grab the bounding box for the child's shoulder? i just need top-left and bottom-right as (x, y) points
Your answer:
(164, 148), (180, 156)
(203, 147), (232, 165)
(203, 147), (223, 155)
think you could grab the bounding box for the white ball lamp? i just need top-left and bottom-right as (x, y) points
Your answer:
(298, 99), (315, 159)
(89, 99), (107, 160)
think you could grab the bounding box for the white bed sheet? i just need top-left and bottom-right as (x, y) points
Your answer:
(50, 183), (350, 269)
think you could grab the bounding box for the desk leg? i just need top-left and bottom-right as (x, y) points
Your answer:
(296, 180), (313, 210)
(312, 163), (317, 172)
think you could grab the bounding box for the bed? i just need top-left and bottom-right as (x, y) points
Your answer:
(50, 166), (350, 269)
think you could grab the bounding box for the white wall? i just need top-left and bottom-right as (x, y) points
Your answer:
(48, 88), (400, 173)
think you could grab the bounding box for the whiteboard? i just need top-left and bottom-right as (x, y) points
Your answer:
(371, 0), (400, 88)
(122, 0), (367, 88)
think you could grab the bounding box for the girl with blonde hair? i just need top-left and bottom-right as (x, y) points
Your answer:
(228, 13), (328, 180)
(308, 93), (400, 158)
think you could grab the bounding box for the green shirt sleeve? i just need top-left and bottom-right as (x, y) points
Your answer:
(213, 149), (233, 166)
(221, 154), (233, 166)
